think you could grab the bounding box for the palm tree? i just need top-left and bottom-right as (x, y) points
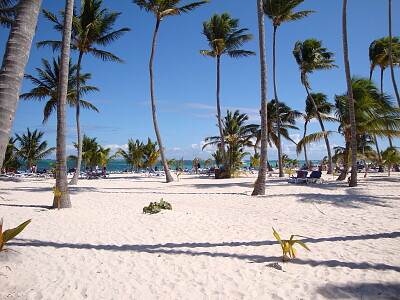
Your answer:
(15, 128), (55, 171)
(388, 0), (400, 106)
(1, 137), (21, 173)
(133, 0), (208, 183)
(54, 0), (74, 209)
(293, 38), (337, 174)
(252, 0), (269, 195)
(0, 0), (17, 28)
(142, 138), (160, 169)
(20, 57), (99, 124)
(212, 149), (223, 167)
(117, 139), (145, 171)
(342, 0), (357, 186)
(264, 0), (314, 177)
(200, 12), (255, 178)
(298, 93), (334, 167)
(39, 0), (131, 185)
(382, 146), (400, 176)
(369, 37), (400, 92)
(0, 0), (43, 169)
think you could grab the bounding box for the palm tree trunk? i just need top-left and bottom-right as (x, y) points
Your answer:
(54, 0), (73, 208)
(0, 0), (42, 168)
(303, 121), (309, 167)
(272, 26), (284, 177)
(303, 78), (333, 174)
(388, 0), (400, 106)
(252, 0), (268, 195)
(70, 51), (84, 185)
(380, 68), (384, 94)
(342, 0), (358, 187)
(149, 19), (173, 183)
(216, 55), (230, 177)
(337, 140), (350, 180)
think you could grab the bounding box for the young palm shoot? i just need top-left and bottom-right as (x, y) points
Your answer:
(0, 218), (31, 252)
(273, 227), (310, 262)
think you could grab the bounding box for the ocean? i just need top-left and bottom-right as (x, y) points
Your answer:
(28, 159), (321, 172)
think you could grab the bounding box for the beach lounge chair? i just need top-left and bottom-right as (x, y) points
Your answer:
(288, 170), (308, 184)
(306, 171), (324, 184)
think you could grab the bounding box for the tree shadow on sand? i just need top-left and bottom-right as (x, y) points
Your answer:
(315, 282), (400, 299)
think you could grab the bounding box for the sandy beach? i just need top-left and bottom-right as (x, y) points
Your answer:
(1, 172), (399, 299)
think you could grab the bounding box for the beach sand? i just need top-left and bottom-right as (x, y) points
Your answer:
(1, 172), (399, 299)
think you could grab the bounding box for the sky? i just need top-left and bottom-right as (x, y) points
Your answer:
(1, 0), (399, 161)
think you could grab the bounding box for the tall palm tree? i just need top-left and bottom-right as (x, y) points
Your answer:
(342, 0), (357, 186)
(0, 0), (17, 28)
(15, 128), (55, 171)
(117, 139), (145, 171)
(369, 37), (400, 92)
(299, 93), (334, 166)
(293, 38), (337, 174)
(133, 0), (208, 183)
(0, 0), (42, 169)
(20, 57), (99, 124)
(200, 12), (255, 178)
(54, 0), (74, 209)
(388, 0), (400, 107)
(39, 0), (131, 185)
(264, 0), (314, 177)
(252, 0), (269, 195)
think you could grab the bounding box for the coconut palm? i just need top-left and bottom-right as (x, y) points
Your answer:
(212, 149), (223, 167)
(54, 0), (74, 209)
(142, 138), (160, 169)
(15, 128), (55, 171)
(298, 93), (334, 166)
(0, 0), (17, 28)
(342, 0), (358, 186)
(20, 57), (99, 124)
(117, 139), (145, 171)
(388, 0), (400, 106)
(252, 0), (268, 195)
(264, 0), (314, 177)
(39, 0), (131, 185)
(293, 38), (338, 174)
(1, 137), (21, 173)
(133, 0), (208, 182)
(382, 146), (400, 176)
(0, 0), (42, 169)
(200, 12), (255, 178)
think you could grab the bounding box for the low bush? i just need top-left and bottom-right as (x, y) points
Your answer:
(143, 198), (172, 214)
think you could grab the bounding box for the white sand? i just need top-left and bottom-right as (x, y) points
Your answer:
(1, 172), (399, 299)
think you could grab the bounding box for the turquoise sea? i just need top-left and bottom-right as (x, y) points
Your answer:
(28, 159), (321, 172)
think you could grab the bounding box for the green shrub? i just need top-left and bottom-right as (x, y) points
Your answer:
(0, 218), (31, 252)
(273, 227), (310, 262)
(143, 198), (172, 214)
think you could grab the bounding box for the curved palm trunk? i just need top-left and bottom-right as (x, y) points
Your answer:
(149, 19), (173, 183)
(216, 55), (230, 177)
(388, 0), (400, 106)
(272, 26), (284, 177)
(54, 0), (73, 208)
(70, 52), (84, 185)
(0, 0), (42, 167)
(302, 76), (333, 174)
(337, 140), (350, 180)
(303, 120), (309, 167)
(342, 0), (357, 187)
(252, 0), (268, 195)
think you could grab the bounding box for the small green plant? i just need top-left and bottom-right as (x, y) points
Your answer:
(176, 171), (182, 181)
(273, 227), (310, 262)
(0, 218), (31, 252)
(285, 168), (295, 177)
(143, 198), (172, 214)
(52, 186), (68, 210)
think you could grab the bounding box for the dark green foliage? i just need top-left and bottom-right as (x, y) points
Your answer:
(143, 198), (172, 214)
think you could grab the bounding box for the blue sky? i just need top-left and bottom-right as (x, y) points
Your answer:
(1, 0), (399, 160)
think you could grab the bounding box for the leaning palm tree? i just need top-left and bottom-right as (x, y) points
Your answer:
(252, 0), (269, 195)
(200, 12), (255, 178)
(264, 0), (314, 177)
(0, 0), (17, 28)
(0, 0), (42, 169)
(54, 0), (74, 208)
(299, 93), (334, 167)
(293, 38), (337, 174)
(15, 128), (55, 171)
(20, 57), (99, 124)
(342, 0), (357, 186)
(39, 0), (131, 185)
(133, 0), (208, 183)
(388, 0), (400, 106)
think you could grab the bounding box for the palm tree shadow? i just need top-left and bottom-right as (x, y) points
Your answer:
(315, 282), (400, 299)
